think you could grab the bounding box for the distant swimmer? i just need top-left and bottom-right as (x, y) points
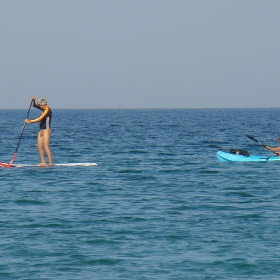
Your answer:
(25, 96), (53, 166)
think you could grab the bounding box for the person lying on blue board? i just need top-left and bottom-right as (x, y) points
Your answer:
(25, 96), (53, 166)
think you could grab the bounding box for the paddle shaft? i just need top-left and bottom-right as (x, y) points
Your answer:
(8, 100), (33, 165)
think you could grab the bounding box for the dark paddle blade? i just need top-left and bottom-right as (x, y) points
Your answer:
(246, 134), (258, 143)
(246, 134), (266, 147)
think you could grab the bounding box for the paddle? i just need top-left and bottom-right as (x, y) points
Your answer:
(246, 134), (280, 156)
(246, 134), (267, 147)
(7, 99), (33, 166)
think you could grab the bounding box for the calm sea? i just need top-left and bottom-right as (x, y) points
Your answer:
(1, 108), (280, 279)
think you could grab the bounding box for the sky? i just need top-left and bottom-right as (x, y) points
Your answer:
(1, 0), (280, 109)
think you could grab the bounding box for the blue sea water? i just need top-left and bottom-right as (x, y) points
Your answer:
(1, 108), (280, 279)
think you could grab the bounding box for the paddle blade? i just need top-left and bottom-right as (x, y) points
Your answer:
(0, 153), (16, 168)
(246, 134), (258, 143)
(8, 152), (17, 166)
(246, 134), (267, 147)
(0, 162), (11, 168)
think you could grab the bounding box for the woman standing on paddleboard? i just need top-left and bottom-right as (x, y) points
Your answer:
(25, 96), (53, 166)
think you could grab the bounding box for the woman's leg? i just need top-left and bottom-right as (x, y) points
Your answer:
(42, 129), (53, 165)
(37, 130), (46, 166)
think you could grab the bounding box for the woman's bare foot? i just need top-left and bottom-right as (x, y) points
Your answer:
(37, 162), (47, 167)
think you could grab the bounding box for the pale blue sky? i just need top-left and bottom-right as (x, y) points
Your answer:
(1, 0), (280, 109)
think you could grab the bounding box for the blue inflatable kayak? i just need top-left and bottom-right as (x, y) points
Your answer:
(217, 150), (280, 162)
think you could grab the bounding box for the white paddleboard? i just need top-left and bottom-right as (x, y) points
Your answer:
(7, 163), (98, 168)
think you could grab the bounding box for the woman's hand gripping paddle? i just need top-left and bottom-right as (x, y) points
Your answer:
(0, 100), (33, 168)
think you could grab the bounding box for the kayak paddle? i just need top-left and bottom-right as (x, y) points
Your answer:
(246, 134), (267, 147)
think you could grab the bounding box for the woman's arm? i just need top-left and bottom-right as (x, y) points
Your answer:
(265, 145), (280, 152)
(25, 106), (50, 123)
(28, 107), (50, 123)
